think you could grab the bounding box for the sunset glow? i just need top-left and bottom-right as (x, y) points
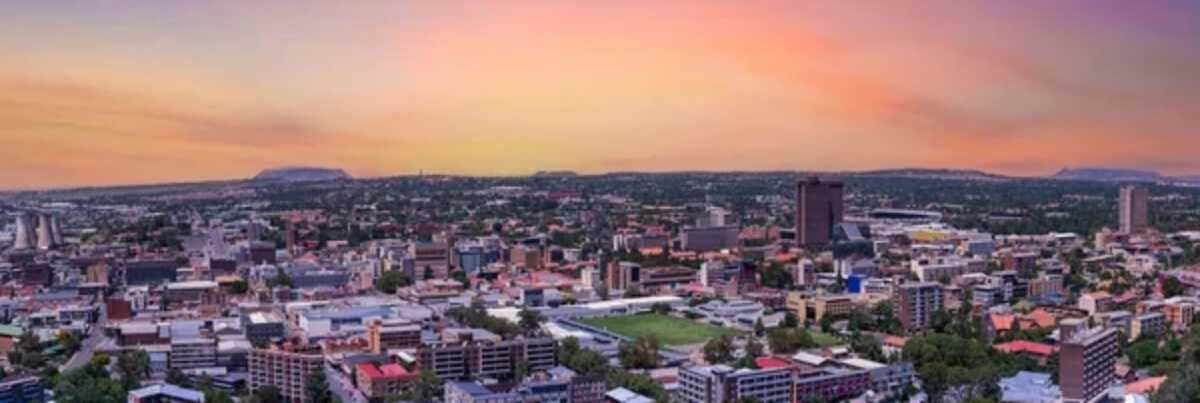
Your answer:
(1, 1), (1198, 187)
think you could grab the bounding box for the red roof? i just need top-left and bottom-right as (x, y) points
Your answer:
(380, 364), (411, 377)
(990, 314), (1015, 331)
(993, 340), (1055, 357)
(755, 357), (792, 369)
(1126, 376), (1167, 394)
(358, 363), (417, 381)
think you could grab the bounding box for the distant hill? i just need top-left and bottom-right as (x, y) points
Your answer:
(854, 168), (1011, 181)
(253, 166), (350, 182)
(1051, 168), (1161, 182)
(532, 170), (578, 178)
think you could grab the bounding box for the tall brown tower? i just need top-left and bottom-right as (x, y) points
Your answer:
(796, 177), (844, 247)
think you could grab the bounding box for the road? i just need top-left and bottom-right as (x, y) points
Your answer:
(61, 323), (106, 372)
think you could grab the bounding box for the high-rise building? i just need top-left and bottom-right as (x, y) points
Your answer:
(604, 261), (640, 292)
(796, 177), (844, 247)
(1059, 327), (1119, 403)
(897, 282), (942, 330)
(1119, 185), (1149, 233)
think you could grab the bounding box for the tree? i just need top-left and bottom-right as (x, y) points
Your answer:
(205, 389), (236, 403)
(230, 279), (250, 294)
(819, 314), (835, 333)
(58, 331), (81, 354)
(304, 370), (335, 403)
(422, 266), (434, 280)
(376, 270), (412, 294)
(850, 333), (884, 362)
(54, 366), (126, 403)
(250, 385), (285, 403)
(606, 371), (669, 402)
(783, 312), (799, 328)
(754, 318), (766, 336)
(759, 263), (794, 289)
(518, 308), (545, 332)
(619, 336), (660, 369)
(1163, 276), (1186, 298)
(766, 328), (817, 354)
(650, 302), (672, 315)
(167, 367), (190, 387)
(746, 336), (765, 357)
(451, 270), (471, 289)
(402, 370), (442, 402)
(117, 350), (151, 390)
(558, 337), (608, 376)
(1127, 338), (1164, 368)
(8, 328), (45, 370)
(703, 335), (734, 364)
(513, 359), (530, 381)
(902, 333), (1020, 401)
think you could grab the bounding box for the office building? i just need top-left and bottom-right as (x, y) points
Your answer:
(678, 365), (793, 403)
(1059, 327), (1119, 403)
(417, 331), (556, 381)
(411, 241), (451, 279)
(1119, 186), (1149, 233)
(170, 338), (218, 370)
(249, 241), (277, 265)
(1130, 312), (1167, 340)
(243, 312), (286, 344)
(795, 177), (844, 247)
(249, 344), (324, 403)
(367, 318), (422, 353)
(509, 245), (544, 270)
(0, 375), (45, 403)
(898, 282), (942, 330)
(605, 261), (641, 292)
(793, 368), (872, 402)
(638, 266), (698, 292)
(125, 260), (181, 286)
(680, 226), (739, 252)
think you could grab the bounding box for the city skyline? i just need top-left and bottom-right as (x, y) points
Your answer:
(2, 1), (1199, 188)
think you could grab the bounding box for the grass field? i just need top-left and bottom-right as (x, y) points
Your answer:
(810, 331), (841, 347)
(579, 314), (740, 346)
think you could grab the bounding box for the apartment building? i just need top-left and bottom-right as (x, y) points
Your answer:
(1059, 327), (1119, 403)
(678, 365), (793, 403)
(897, 282), (942, 330)
(249, 343), (324, 403)
(417, 330), (556, 381)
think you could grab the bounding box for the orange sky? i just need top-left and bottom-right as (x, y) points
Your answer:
(1, 1), (1198, 188)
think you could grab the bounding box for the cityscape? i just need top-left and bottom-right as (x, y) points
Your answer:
(3, 2), (1200, 403)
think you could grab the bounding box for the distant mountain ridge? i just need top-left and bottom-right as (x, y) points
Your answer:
(252, 166), (350, 182)
(854, 168), (1012, 181)
(1052, 168), (1162, 182)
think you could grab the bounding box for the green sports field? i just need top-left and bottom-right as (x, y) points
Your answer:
(579, 314), (740, 346)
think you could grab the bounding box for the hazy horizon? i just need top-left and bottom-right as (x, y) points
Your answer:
(2, 1), (1198, 188)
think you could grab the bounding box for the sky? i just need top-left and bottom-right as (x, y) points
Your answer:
(1, 1), (1198, 188)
